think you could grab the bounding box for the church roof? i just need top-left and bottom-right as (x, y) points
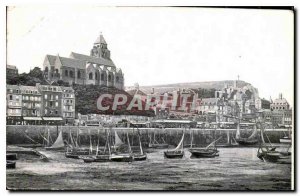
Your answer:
(56, 56), (85, 69)
(70, 52), (115, 67)
(94, 33), (107, 45)
(46, 55), (57, 66)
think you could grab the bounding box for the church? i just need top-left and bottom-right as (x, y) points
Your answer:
(43, 33), (124, 90)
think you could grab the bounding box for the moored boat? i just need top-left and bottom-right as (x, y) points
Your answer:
(235, 121), (258, 146)
(6, 160), (16, 169)
(45, 130), (66, 151)
(164, 132), (185, 159)
(189, 136), (222, 158)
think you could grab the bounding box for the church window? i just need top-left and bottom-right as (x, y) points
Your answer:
(77, 71), (81, 79)
(108, 75), (111, 82)
(116, 76), (119, 83)
(89, 72), (93, 80)
(95, 72), (98, 80)
(70, 71), (74, 78)
(101, 73), (104, 81)
(45, 67), (49, 72)
(65, 70), (68, 77)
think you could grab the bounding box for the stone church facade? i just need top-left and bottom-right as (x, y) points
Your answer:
(43, 33), (124, 90)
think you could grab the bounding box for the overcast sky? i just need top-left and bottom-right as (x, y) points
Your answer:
(6, 6), (294, 106)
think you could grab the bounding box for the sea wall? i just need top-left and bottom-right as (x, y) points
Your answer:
(6, 125), (290, 146)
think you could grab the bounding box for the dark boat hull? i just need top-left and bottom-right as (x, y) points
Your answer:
(164, 151), (184, 159)
(6, 161), (16, 169)
(45, 146), (65, 151)
(189, 148), (219, 158)
(236, 138), (258, 145)
(81, 155), (111, 163)
(110, 154), (133, 162)
(133, 154), (147, 161)
(65, 152), (80, 159)
(7, 153), (18, 160)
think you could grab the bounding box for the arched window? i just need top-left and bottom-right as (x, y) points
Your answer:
(89, 72), (93, 80)
(69, 71), (74, 78)
(101, 73), (104, 81)
(95, 72), (98, 80)
(65, 70), (68, 76)
(116, 76), (119, 83)
(45, 67), (49, 72)
(55, 69), (58, 74)
(108, 75), (111, 82)
(77, 71), (81, 79)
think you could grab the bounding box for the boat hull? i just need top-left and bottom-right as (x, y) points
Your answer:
(189, 148), (219, 158)
(164, 151), (184, 159)
(236, 138), (258, 146)
(81, 155), (111, 163)
(6, 161), (16, 169)
(279, 138), (291, 144)
(133, 154), (147, 161)
(110, 154), (133, 162)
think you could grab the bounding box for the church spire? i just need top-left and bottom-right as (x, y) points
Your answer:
(94, 32), (107, 45)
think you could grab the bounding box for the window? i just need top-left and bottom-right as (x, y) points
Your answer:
(70, 71), (74, 78)
(45, 67), (49, 72)
(55, 111), (58, 115)
(55, 101), (58, 107)
(95, 72), (98, 80)
(45, 94), (48, 99)
(50, 102), (53, 107)
(116, 76), (119, 83)
(45, 109), (47, 114)
(9, 95), (13, 100)
(77, 71), (81, 79)
(56, 95), (58, 100)
(89, 72), (93, 80)
(101, 73), (104, 81)
(108, 75), (111, 82)
(65, 70), (68, 76)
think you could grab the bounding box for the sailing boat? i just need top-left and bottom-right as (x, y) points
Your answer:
(45, 130), (65, 150)
(235, 121), (258, 145)
(81, 129), (111, 163)
(132, 128), (147, 161)
(189, 129), (222, 158)
(257, 123), (291, 164)
(164, 132), (185, 159)
(110, 131), (133, 162)
(65, 129), (92, 158)
(148, 130), (168, 149)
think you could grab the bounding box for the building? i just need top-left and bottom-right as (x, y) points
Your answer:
(6, 65), (18, 78)
(43, 33), (124, 90)
(36, 84), (63, 124)
(6, 85), (22, 124)
(271, 93), (290, 111)
(20, 86), (42, 124)
(61, 86), (75, 124)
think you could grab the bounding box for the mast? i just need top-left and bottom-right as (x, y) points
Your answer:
(89, 129), (93, 155)
(96, 129), (100, 156)
(126, 132), (132, 154)
(190, 129), (194, 148)
(235, 120), (241, 140)
(137, 128), (143, 155)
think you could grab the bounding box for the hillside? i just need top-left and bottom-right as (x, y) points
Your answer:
(129, 80), (250, 94)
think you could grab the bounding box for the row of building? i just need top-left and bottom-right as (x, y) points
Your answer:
(6, 84), (75, 125)
(126, 81), (293, 128)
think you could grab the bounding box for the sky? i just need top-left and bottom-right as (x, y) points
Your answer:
(6, 6), (294, 106)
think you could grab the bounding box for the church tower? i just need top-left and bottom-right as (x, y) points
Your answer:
(90, 32), (111, 60)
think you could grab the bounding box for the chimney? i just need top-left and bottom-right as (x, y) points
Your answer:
(152, 88), (154, 94)
(279, 93), (283, 99)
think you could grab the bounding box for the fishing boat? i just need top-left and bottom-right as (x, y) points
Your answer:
(235, 121), (258, 146)
(65, 129), (90, 158)
(164, 132), (184, 159)
(81, 129), (111, 163)
(189, 133), (222, 158)
(148, 131), (168, 149)
(132, 129), (147, 161)
(257, 123), (290, 164)
(110, 132), (133, 162)
(45, 130), (65, 150)
(6, 160), (16, 169)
